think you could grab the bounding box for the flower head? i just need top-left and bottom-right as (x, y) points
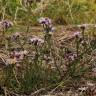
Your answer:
(38, 17), (55, 33)
(11, 32), (20, 41)
(38, 17), (52, 25)
(29, 36), (44, 46)
(73, 31), (80, 37)
(65, 50), (77, 61)
(0, 20), (13, 29)
(9, 49), (28, 61)
(77, 24), (88, 30)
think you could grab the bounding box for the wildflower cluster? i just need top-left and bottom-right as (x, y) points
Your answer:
(38, 17), (55, 33)
(9, 48), (28, 61)
(29, 36), (44, 46)
(0, 18), (96, 96)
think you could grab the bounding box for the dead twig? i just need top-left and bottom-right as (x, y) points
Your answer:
(30, 88), (45, 96)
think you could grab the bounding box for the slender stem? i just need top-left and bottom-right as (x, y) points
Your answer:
(67, 0), (74, 23)
(82, 29), (85, 40)
(51, 36), (62, 79)
(2, 7), (5, 21)
(26, 6), (31, 34)
(13, 67), (21, 87)
(76, 36), (79, 57)
(14, 6), (19, 24)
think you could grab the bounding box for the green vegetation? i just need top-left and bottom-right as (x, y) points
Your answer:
(0, 0), (96, 25)
(0, 0), (96, 96)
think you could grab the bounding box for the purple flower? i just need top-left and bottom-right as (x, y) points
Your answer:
(65, 50), (77, 61)
(10, 49), (28, 61)
(67, 53), (77, 61)
(29, 36), (44, 46)
(11, 32), (20, 41)
(38, 17), (52, 25)
(0, 20), (13, 29)
(77, 24), (88, 30)
(38, 17), (56, 33)
(73, 31), (80, 37)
